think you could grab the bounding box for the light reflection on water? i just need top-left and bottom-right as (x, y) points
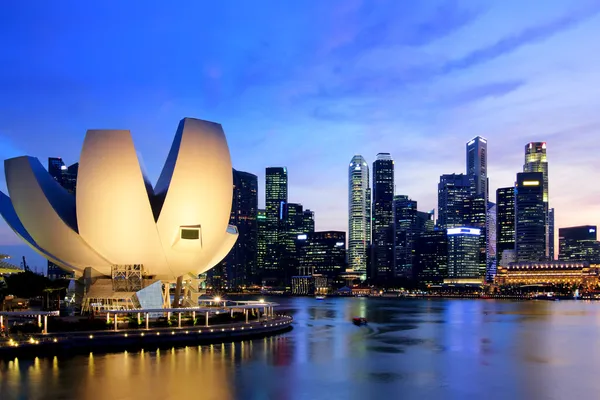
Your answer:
(2, 298), (600, 399)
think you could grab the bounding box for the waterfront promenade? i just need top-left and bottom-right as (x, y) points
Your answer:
(0, 301), (293, 358)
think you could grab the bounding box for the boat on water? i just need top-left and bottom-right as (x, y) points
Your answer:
(352, 317), (367, 326)
(315, 295), (326, 300)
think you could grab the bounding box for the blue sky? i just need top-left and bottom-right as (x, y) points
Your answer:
(1, 0), (600, 269)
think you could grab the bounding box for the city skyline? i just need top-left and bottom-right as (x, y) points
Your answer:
(1, 1), (600, 267)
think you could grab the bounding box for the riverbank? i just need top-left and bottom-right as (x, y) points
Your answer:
(0, 314), (292, 359)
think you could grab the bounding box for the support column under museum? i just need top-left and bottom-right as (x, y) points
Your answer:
(173, 276), (183, 308)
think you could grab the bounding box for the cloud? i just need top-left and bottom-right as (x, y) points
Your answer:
(438, 79), (526, 107)
(442, 4), (600, 73)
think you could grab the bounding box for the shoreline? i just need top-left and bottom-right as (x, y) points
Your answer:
(0, 315), (293, 359)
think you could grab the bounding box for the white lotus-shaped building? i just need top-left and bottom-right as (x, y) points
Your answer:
(0, 117), (238, 281)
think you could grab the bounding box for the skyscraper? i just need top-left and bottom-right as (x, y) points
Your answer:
(227, 169), (259, 287)
(257, 209), (267, 282)
(462, 195), (487, 278)
(348, 155), (370, 279)
(466, 136), (488, 200)
(486, 202), (497, 280)
(496, 187), (515, 264)
(302, 209), (315, 233)
(393, 195), (418, 279)
(437, 174), (471, 229)
(515, 172), (546, 262)
(549, 208), (555, 260)
(558, 226), (600, 261)
(296, 231), (346, 277)
(447, 227), (482, 280)
(282, 202), (305, 282)
(415, 230), (448, 284)
(48, 157), (78, 195)
(524, 142), (549, 258)
(372, 153), (395, 282)
(264, 167), (288, 284)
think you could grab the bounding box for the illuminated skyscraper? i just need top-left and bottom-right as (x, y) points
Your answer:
(302, 209), (315, 233)
(486, 202), (497, 280)
(496, 187), (515, 264)
(462, 195), (487, 278)
(558, 226), (600, 261)
(372, 153), (395, 281)
(348, 155), (370, 279)
(264, 167), (288, 284)
(447, 227), (482, 280)
(257, 209), (266, 281)
(524, 142), (549, 258)
(466, 136), (488, 200)
(515, 172), (546, 262)
(437, 174), (471, 229)
(296, 231), (346, 277)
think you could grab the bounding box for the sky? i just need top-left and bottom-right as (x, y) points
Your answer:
(1, 0), (599, 270)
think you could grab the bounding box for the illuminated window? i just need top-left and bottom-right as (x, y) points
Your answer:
(181, 229), (199, 240)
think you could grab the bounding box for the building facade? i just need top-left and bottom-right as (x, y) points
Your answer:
(296, 231), (346, 278)
(496, 186), (515, 264)
(466, 136), (488, 200)
(348, 155), (370, 279)
(393, 195), (417, 279)
(515, 172), (546, 262)
(559, 226), (599, 261)
(437, 174), (471, 229)
(486, 202), (497, 280)
(210, 169), (258, 288)
(496, 261), (599, 288)
(524, 142), (549, 258)
(447, 227), (482, 280)
(462, 195), (487, 278)
(302, 209), (315, 233)
(257, 209), (266, 283)
(372, 153), (395, 281)
(549, 208), (555, 260)
(264, 167), (288, 284)
(415, 230), (448, 284)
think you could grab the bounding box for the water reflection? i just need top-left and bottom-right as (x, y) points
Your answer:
(2, 298), (600, 399)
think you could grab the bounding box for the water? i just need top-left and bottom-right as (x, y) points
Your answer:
(2, 297), (600, 399)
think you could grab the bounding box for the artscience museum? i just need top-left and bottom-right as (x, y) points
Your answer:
(0, 118), (238, 311)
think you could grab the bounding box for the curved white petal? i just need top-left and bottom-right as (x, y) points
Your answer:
(156, 118), (237, 277)
(76, 130), (168, 274)
(0, 190), (77, 274)
(4, 156), (111, 273)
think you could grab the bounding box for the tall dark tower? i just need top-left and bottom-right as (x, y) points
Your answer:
(549, 208), (555, 260)
(302, 209), (315, 233)
(524, 142), (549, 258)
(393, 195), (418, 279)
(496, 187), (515, 264)
(466, 136), (488, 200)
(229, 169), (258, 287)
(515, 172), (546, 262)
(264, 167), (288, 285)
(437, 174), (470, 229)
(372, 153), (395, 282)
